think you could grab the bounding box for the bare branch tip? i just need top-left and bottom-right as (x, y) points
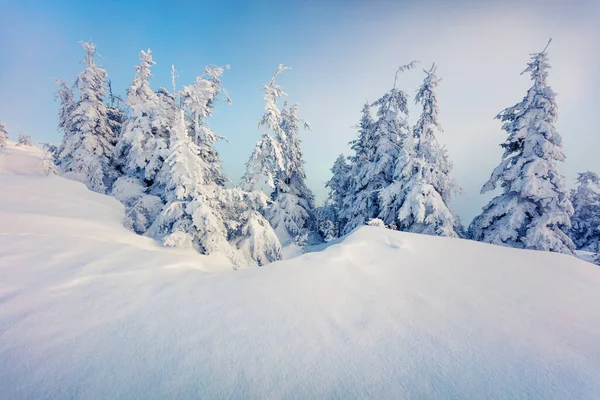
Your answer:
(542, 38), (552, 53)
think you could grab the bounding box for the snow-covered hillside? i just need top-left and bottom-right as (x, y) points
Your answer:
(2, 143), (600, 399)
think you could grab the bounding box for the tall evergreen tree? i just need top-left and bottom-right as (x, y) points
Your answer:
(56, 42), (116, 194)
(240, 65), (315, 245)
(240, 133), (282, 191)
(114, 49), (166, 187)
(342, 103), (376, 234)
(116, 58), (281, 267)
(470, 41), (575, 253)
(240, 65), (289, 192)
(147, 108), (280, 267)
(570, 171), (600, 252)
(54, 79), (75, 159)
(106, 80), (126, 142)
(147, 109), (234, 257)
(0, 118), (9, 148)
(269, 101), (315, 243)
(223, 188), (282, 266)
(344, 63), (415, 234)
(111, 50), (168, 234)
(389, 64), (462, 237)
(180, 65), (230, 186)
(325, 153), (351, 237)
(314, 201), (337, 242)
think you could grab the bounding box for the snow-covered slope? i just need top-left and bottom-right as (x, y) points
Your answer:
(0, 142), (49, 175)
(2, 144), (600, 399)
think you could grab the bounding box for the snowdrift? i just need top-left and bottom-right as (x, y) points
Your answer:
(2, 144), (600, 399)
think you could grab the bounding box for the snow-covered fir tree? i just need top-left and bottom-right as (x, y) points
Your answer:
(341, 103), (376, 234)
(240, 65), (315, 245)
(180, 65), (230, 186)
(570, 171), (600, 252)
(269, 101), (315, 244)
(223, 188), (282, 266)
(343, 63), (416, 234)
(112, 50), (172, 233)
(41, 146), (59, 176)
(177, 65), (281, 265)
(240, 66), (289, 193)
(470, 41), (575, 254)
(111, 176), (164, 234)
(314, 201), (337, 242)
(147, 109), (234, 255)
(0, 118), (8, 148)
(108, 52), (280, 266)
(54, 79), (75, 159)
(147, 108), (280, 267)
(325, 153), (351, 237)
(385, 64), (462, 237)
(106, 80), (126, 142)
(240, 132), (282, 191)
(56, 42), (117, 194)
(114, 50), (166, 188)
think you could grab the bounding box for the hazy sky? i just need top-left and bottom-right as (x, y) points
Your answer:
(1, 0), (599, 223)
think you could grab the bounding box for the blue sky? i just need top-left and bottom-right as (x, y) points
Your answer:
(1, 0), (599, 223)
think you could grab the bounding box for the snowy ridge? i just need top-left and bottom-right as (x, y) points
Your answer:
(0, 143), (232, 272)
(2, 144), (600, 398)
(0, 142), (49, 176)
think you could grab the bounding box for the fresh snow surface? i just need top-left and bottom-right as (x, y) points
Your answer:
(0, 142), (48, 176)
(575, 250), (597, 265)
(2, 144), (600, 399)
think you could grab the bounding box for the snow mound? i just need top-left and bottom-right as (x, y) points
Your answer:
(0, 142), (49, 176)
(2, 145), (600, 398)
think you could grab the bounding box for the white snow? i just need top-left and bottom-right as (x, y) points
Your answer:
(0, 143), (48, 175)
(2, 144), (600, 399)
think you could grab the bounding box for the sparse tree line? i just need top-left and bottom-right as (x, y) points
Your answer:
(0, 40), (598, 266)
(0, 125), (32, 147)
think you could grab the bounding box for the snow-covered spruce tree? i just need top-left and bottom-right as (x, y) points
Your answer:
(54, 79), (75, 159)
(269, 101), (315, 244)
(240, 65), (315, 245)
(114, 50), (166, 188)
(240, 66), (289, 193)
(570, 171), (600, 252)
(325, 153), (352, 237)
(369, 64), (414, 231)
(112, 50), (178, 234)
(156, 87), (179, 150)
(168, 66), (281, 264)
(314, 201), (337, 242)
(344, 62), (416, 234)
(0, 118), (9, 148)
(180, 65), (230, 186)
(112, 85), (176, 235)
(222, 188), (282, 266)
(146, 109), (234, 256)
(147, 108), (280, 267)
(341, 103), (376, 234)
(176, 64), (281, 265)
(386, 64), (462, 237)
(56, 42), (117, 194)
(113, 60), (279, 267)
(240, 132), (282, 191)
(470, 41), (575, 254)
(106, 80), (126, 142)
(41, 147), (59, 176)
